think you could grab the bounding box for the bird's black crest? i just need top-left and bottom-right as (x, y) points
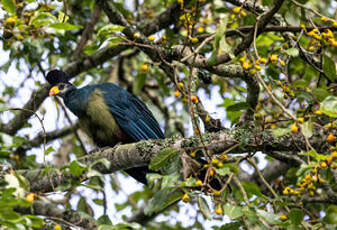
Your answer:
(46, 70), (70, 85)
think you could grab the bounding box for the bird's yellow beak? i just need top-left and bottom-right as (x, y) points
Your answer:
(49, 86), (60, 96)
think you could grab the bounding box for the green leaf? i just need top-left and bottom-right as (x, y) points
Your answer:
(198, 196), (211, 220)
(2, 0), (16, 15)
(312, 88), (330, 101)
(301, 121), (313, 138)
(324, 205), (337, 224)
(97, 215), (112, 225)
(48, 23), (83, 30)
(284, 48), (299, 57)
(320, 96), (337, 118)
(223, 204), (243, 219)
(214, 167), (230, 176)
(97, 24), (125, 42)
(57, 11), (69, 23)
(45, 146), (55, 155)
(289, 208), (304, 225)
(0, 105), (9, 112)
(69, 160), (86, 176)
(300, 150), (328, 161)
(242, 181), (262, 197)
(220, 222), (241, 230)
(214, 17), (228, 52)
(226, 102), (250, 111)
(257, 210), (281, 225)
(133, 72), (147, 95)
(272, 128), (291, 138)
(149, 147), (178, 171)
(323, 55), (336, 82)
(144, 188), (182, 215)
(161, 173), (180, 188)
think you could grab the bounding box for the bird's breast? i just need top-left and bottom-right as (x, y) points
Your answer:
(79, 89), (130, 147)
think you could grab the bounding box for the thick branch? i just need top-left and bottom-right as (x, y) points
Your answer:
(16, 127), (330, 193)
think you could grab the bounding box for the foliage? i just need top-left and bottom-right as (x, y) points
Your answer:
(0, 0), (337, 229)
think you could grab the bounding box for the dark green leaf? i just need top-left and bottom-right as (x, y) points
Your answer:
(144, 188), (182, 215)
(312, 88), (330, 101)
(323, 55), (336, 82)
(226, 102), (250, 112)
(69, 160), (86, 176)
(97, 215), (112, 225)
(149, 147), (178, 171)
(198, 196), (211, 220)
(289, 208), (304, 225)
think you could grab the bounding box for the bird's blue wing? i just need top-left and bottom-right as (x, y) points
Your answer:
(99, 83), (164, 141)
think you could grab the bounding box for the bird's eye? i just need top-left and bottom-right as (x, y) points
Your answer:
(59, 84), (65, 90)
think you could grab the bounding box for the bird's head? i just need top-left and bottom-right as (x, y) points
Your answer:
(46, 70), (75, 97)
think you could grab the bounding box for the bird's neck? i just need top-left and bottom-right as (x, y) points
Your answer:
(62, 85), (77, 99)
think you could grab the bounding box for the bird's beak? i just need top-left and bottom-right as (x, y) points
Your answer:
(49, 86), (60, 96)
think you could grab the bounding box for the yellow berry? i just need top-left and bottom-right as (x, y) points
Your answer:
(318, 177), (325, 183)
(315, 110), (322, 115)
(283, 186), (291, 195)
(209, 169), (215, 176)
(331, 164), (337, 169)
(320, 161), (328, 169)
(250, 69), (257, 75)
(217, 162), (223, 168)
(256, 57), (267, 65)
(25, 193), (35, 203)
(291, 123), (298, 133)
(327, 133), (336, 142)
(308, 46), (315, 51)
(53, 225), (62, 230)
(240, 10), (247, 17)
(148, 11), (154, 19)
(280, 215), (288, 221)
(280, 60), (285, 66)
(215, 204), (223, 215)
(205, 113), (210, 122)
(5, 17), (17, 25)
(191, 95), (199, 104)
(174, 90), (180, 98)
(270, 54), (278, 63)
(178, 82), (184, 89)
(233, 7), (241, 14)
(297, 117), (304, 123)
(327, 156), (334, 164)
(242, 61), (252, 70)
(189, 36), (199, 43)
(197, 27), (204, 33)
(190, 151), (196, 157)
(211, 158), (219, 164)
(141, 64), (149, 71)
(196, 179), (203, 186)
(148, 35), (155, 41)
(270, 124), (276, 129)
(309, 190), (314, 196)
(182, 193), (189, 203)
(214, 190), (221, 196)
(255, 65), (262, 70)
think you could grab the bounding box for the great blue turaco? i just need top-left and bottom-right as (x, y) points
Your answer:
(46, 69), (165, 184)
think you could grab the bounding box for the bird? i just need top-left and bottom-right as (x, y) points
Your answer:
(46, 69), (165, 184)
